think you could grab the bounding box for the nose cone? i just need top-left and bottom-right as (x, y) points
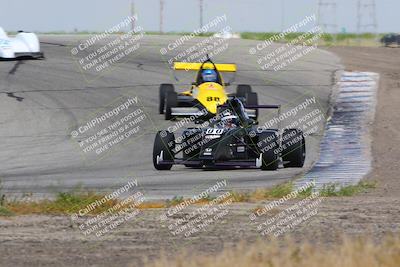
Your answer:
(197, 82), (228, 114)
(0, 45), (15, 58)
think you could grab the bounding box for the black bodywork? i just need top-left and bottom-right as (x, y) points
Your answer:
(153, 98), (306, 170)
(381, 34), (400, 46)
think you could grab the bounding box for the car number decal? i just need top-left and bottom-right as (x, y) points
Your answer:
(206, 129), (224, 135)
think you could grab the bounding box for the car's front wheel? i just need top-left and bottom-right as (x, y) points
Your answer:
(258, 132), (279, 170)
(153, 131), (175, 170)
(282, 129), (306, 168)
(159, 84), (174, 114)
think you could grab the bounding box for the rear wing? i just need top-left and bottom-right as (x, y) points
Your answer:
(245, 105), (281, 109)
(174, 62), (237, 72)
(245, 104), (282, 130)
(245, 105), (281, 120)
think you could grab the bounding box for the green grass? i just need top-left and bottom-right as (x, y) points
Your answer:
(145, 31), (214, 37)
(167, 196), (184, 206)
(319, 181), (376, 197)
(297, 184), (314, 198)
(32, 31), (214, 37)
(241, 32), (385, 47)
(0, 180), (377, 216)
(11, 30), (385, 47)
(268, 182), (294, 198)
(241, 31), (333, 42)
(50, 192), (116, 213)
(0, 179), (13, 216)
(231, 179), (376, 201)
(230, 181), (296, 202)
(4, 191), (120, 215)
(0, 206), (14, 216)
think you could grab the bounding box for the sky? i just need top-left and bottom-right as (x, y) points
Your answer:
(0, 0), (398, 33)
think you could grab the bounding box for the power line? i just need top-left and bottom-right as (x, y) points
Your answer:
(199, 0), (204, 29)
(281, 0), (285, 32)
(317, 0), (338, 34)
(160, 0), (164, 33)
(357, 0), (378, 34)
(130, 0), (135, 32)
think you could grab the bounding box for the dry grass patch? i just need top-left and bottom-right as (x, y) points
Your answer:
(145, 235), (400, 267)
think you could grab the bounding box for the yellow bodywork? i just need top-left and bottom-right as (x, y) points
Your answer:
(181, 82), (227, 114)
(174, 62), (237, 72)
(195, 82), (227, 114)
(174, 61), (236, 114)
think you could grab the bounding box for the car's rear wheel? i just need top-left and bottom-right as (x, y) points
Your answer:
(165, 91), (178, 120)
(153, 131), (175, 170)
(236, 84), (252, 98)
(159, 84), (174, 114)
(282, 129), (306, 168)
(258, 132), (279, 170)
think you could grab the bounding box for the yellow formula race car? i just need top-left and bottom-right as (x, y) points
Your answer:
(159, 58), (258, 121)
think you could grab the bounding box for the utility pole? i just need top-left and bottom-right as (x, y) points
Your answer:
(357, 0), (378, 34)
(199, 0), (204, 29)
(130, 0), (135, 32)
(281, 0), (285, 32)
(160, 0), (164, 33)
(317, 0), (338, 41)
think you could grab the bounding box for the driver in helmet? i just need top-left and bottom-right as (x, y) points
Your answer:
(201, 69), (218, 83)
(220, 111), (240, 128)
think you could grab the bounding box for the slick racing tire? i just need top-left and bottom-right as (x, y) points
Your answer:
(236, 84), (252, 98)
(165, 91), (178, 120)
(258, 132), (279, 170)
(153, 131), (175, 170)
(282, 129), (306, 168)
(159, 84), (175, 114)
(245, 92), (259, 119)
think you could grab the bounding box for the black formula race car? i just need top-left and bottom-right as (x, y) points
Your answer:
(153, 98), (306, 170)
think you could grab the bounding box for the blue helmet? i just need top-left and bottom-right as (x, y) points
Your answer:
(202, 69), (217, 82)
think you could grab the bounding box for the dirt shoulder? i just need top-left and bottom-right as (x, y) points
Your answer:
(0, 47), (399, 267)
(0, 196), (399, 267)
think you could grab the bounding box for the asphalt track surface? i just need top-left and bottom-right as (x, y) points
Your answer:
(0, 35), (341, 199)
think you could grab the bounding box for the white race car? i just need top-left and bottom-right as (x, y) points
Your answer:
(0, 27), (44, 59)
